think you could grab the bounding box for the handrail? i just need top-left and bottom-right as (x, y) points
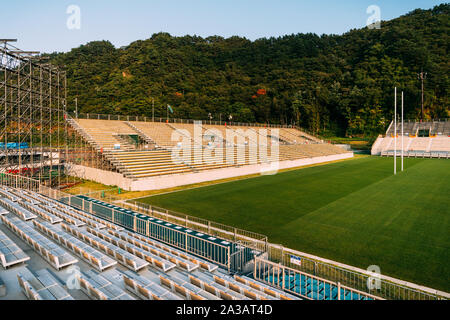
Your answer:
(74, 112), (303, 129)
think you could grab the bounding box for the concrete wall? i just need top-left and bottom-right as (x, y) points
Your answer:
(335, 144), (352, 151)
(67, 164), (132, 190)
(371, 136), (384, 155)
(68, 152), (354, 191)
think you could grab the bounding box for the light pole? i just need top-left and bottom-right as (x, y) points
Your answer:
(418, 71), (427, 121)
(75, 97), (78, 118)
(152, 97), (155, 122)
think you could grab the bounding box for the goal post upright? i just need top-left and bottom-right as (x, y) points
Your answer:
(394, 87), (397, 175)
(401, 91), (404, 172)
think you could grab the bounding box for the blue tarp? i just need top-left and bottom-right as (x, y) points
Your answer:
(0, 142), (29, 149)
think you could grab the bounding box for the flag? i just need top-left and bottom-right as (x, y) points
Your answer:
(167, 105), (173, 114)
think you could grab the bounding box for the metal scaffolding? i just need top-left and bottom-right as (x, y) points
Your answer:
(0, 40), (64, 186)
(0, 40), (115, 189)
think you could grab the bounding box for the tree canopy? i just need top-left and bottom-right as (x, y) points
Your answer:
(50, 4), (449, 137)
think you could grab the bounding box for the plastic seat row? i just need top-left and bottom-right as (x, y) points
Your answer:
(111, 230), (198, 272)
(88, 227), (176, 272)
(0, 229), (30, 268)
(57, 202), (124, 230)
(0, 275), (5, 296)
(61, 224), (148, 272)
(33, 219), (116, 272)
(17, 267), (74, 300)
(20, 190), (59, 207)
(265, 272), (373, 300)
(20, 202), (63, 224)
(278, 273), (329, 299)
(200, 272), (278, 300)
(77, 269), (135, 300)
(122, 230), (218, 272)
(0, 198), (37, 221)
(6, 189), (41, 205)
(46, 204), (106, 230)
(37, 204), (86, 227)
(57, 201), (124, 231)
(188, 272), (251, 300)
(158, 273), (208, 300)
(0, 207), (7, 215)
(122, 270), (182, 300)
(17, 274), (42, 300)
(234, 274), (297, 300)
(0, 188), (20, 202)
(0, 215), (77, 270)
(21, 190), (109, 229)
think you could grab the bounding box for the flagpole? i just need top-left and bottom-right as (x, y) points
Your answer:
(394, 87), (397, 175)
(401, 91), (404, 172)
(152, 97), (154, 122)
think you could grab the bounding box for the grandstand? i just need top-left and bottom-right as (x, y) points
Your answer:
(1, 38), (446, 304)
(372, 119), (450, 158)
(66, 116), (352, 190)
(0, 184), (385, 300)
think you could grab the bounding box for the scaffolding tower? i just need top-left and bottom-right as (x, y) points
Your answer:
(0, 40), (82, 188)
(0, 40), (152, 189)
(0, 40), (67, 186)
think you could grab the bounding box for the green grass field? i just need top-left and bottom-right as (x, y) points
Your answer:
(136, 157), (450, 292)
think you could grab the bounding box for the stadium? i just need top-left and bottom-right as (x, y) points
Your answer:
(0, 3), (449, 304)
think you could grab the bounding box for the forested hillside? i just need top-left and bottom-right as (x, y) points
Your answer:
(50, 4), (449, 137)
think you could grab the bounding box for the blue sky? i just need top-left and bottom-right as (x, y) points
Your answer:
(1, 0), (446, 53)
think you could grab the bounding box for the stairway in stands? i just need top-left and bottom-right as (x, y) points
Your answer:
(66, 116), (102, 151)
(124, 121), (158, 149)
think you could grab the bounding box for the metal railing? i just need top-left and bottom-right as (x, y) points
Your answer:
(265, 244), (449, 300)
(0, 173), (234, 270)
(43, 185), (234, 271)
(59, 185), (450, 300)
(254, 257), (383, 300)
(0, 173), (41, 192)
(63, 188), (268, 251)
(75, 112), (300, 129)
(123, 200), (268, 253)
(58, 183), (450, 300)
